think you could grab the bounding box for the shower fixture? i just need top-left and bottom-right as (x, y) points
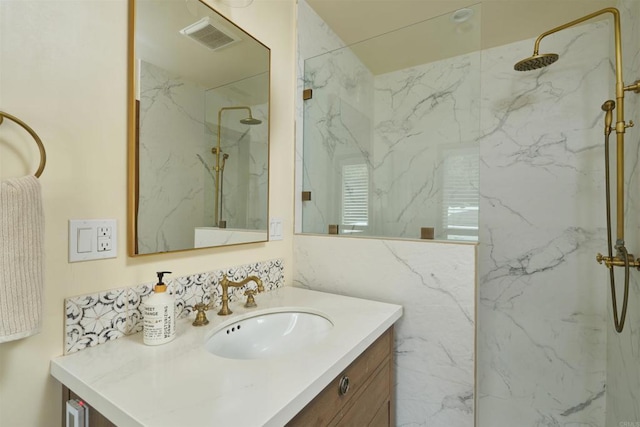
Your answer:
(213, 106), (262, 228)
(514, 8), (640, 333)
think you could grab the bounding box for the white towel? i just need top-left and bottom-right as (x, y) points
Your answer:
(0, 175), (44, 343)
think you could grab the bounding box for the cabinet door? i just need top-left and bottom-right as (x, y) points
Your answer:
(288, 327), (394, 427)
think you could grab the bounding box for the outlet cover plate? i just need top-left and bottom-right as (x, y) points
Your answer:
(69, 219), (117, 262)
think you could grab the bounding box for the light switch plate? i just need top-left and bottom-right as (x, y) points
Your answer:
(269, 217), (283, 241)
(69, 219), (117, 262)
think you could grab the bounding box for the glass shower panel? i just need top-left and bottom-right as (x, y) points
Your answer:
(302, 4), (481, 241)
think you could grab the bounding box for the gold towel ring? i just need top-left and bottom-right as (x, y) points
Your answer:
(0, 111), (46, 178)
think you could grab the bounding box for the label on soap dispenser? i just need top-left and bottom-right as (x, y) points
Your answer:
(143, 293), (176, 345)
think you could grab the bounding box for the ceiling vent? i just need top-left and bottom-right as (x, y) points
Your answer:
(179, 17), (240, 51)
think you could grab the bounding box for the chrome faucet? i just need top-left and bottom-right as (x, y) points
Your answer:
(218, 274), (264, 316)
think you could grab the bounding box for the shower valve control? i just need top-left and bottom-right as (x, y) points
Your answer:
(596, 252), (640, 269)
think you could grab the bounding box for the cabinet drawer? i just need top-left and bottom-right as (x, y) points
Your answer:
(288, 328), (393, 426)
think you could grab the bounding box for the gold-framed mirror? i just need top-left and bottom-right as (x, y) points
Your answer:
(127, 0), (270, 256)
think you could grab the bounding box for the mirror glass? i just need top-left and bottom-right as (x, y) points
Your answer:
(128, 0), (270, 256)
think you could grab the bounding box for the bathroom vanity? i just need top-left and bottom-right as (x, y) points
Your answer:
(51, 287), (402, 426)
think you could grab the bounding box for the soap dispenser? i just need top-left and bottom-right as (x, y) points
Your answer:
(143, 271), (176, 346)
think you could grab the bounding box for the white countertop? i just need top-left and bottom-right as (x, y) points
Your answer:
(51, 287), (402, 427)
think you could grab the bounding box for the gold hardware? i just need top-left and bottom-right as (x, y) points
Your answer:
(0, 111), (46, 178)
(192, 302), (212, 326)
(420, 227), (435, 240)
(624, 80), (640, 93)
(218, 275), (264, 316)
(303, 89), (313, 100)
(522, 8), (640, 333)
(596, 252), (640, 269)
(302, 191), (312, 201)
(244, 290), (257, 308)
(328, 224), (339, 235)
(213, 106), (261, 227)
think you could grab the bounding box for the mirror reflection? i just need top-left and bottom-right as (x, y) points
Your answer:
(129, 0), (270, 256)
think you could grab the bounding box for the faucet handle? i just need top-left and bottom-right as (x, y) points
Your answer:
(244, 290), (257, 308)
(192, 302), (212, 326)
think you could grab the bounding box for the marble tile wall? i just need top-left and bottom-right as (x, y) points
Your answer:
(372, 54), (480, 239)
(138, 60), (208, 253)
(299, 2), (480, 240)
(606, 0), (640, 424)
(293, 235), (476, 427)
(296, 1), (637, 426)
(64, 259), (284, 354)
(296, 3), (476, 426)
(477, 21), (611, 426)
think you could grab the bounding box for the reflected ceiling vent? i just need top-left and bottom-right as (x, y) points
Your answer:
(179, 17), (240, 51)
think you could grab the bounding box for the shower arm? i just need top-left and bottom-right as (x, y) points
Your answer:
(534, 7), (640, 244)
(213, 106), (253, 226)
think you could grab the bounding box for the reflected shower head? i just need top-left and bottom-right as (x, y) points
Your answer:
(240, 116), (262, 125)
(514, 53), (559, 71)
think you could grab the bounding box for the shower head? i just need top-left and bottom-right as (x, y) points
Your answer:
(240, 116), (262, 125)
(514, 53), (559, 71)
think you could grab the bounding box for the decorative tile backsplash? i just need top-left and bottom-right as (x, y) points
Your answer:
(65, 259), (284, 354)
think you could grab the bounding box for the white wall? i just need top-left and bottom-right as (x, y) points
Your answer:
(0, 1), (295, 425)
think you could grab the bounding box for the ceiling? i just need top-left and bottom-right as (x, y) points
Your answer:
(305, 0), (617, 74)
(136, 0), (269, 91)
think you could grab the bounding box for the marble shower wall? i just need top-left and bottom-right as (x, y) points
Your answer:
(296, 2), (633, 426)
(138, 60), (207, 253)
(299, 3), (374, 235)
(372, 54), (480, 239)
(299, 1), (480, 240)
(293, 235), (476, 427)
(477, 21), (611, 426)
(606, 0), (640, 424)
(296, 3), (476, 426)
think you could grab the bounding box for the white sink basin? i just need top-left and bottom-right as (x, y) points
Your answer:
(204, 310), (333, 360)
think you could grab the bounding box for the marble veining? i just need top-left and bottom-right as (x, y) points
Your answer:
(137, 60), (208, 253)
(477, 21), (610, 427)
(299, 9), (480, 240)
(296, 1), (640, 426)
(293, 235), (476, 427)
(64, 258), (284, 354)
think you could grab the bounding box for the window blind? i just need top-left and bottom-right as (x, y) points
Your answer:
(342, 163), (369, 226)
(441, 147), (479, 240)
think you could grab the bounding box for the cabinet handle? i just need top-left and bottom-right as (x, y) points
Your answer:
(338, 376), (350, 395)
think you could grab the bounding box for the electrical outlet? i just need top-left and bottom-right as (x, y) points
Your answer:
(69, 219), (117, 262)
(97, 226), (111, 237)
(97, 237), (112, 252)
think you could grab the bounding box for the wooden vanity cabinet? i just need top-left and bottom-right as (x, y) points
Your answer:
(287, 327), (395, 427)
